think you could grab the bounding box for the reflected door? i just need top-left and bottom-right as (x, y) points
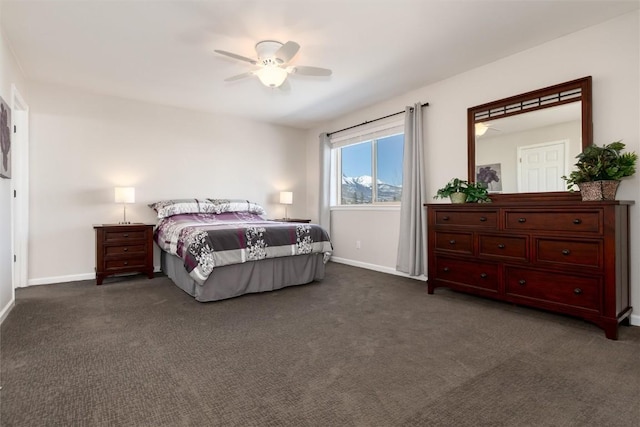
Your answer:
(517, 141), (567, 192)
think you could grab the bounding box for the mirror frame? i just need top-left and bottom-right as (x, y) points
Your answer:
(467, 76), (592, 202)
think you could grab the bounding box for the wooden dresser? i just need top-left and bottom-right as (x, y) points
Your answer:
(94, 224), (154, 285)
(425, 201), (632, 339)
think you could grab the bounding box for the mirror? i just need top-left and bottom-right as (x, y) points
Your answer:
(468, 77), (592, 201)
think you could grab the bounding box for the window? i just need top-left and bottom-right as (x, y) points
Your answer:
(335, 131), (404, 205)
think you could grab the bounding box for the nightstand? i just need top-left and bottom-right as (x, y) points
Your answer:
(94, 223), (154, 285)
(271, 218), (312, 223)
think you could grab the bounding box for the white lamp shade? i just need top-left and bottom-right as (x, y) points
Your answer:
(279, 191), (293, 205)
(256, 66), (288, 88)
(114, 187), (135, 204)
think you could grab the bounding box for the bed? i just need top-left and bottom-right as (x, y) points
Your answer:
(149, 199), (332, 302)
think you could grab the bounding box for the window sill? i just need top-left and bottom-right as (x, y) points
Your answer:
(330, 205), (400, 212)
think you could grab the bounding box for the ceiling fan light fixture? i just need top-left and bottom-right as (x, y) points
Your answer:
(256, 65), (288, 88)
(475, 122), (489, 136)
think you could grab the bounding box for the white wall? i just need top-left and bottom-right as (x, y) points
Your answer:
(306, 11), (640, 323)
(28, 82), (308, 283)
(0, 9), (29, 322)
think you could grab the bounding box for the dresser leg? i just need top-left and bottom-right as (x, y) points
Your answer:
(96, 275), (104, 286)
(602, 320), (619, 340)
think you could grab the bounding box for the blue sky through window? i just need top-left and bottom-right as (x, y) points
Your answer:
(341, 134), (404, 186)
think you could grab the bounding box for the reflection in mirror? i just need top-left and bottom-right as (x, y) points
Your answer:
(475, 103), (582, 193)
(467, 77), (592, 201)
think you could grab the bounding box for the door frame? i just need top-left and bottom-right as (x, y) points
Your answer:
(11, 84), (29, 289)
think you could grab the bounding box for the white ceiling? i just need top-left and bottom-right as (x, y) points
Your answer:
(1, 0), (638, 129)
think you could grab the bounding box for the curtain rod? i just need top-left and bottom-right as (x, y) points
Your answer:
(327, 102), (429, 137)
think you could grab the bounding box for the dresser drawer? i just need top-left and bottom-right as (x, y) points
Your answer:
(435, 210), (498, 228)
(479, 234), (527, 260)
(434, 231), (473, 254)
(504, 210), (601, 233)
(535, 239), (601, 268)
(433, 256), (499, 291)
(104, 230), (147, 242)
(505, 267), (600, 311)
(104, 244), (147, 257)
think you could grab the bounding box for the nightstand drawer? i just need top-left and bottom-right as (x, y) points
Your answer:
(105, 257), (147, 271)
(104, 230), (147, 241)
(105, 244), (147, 257)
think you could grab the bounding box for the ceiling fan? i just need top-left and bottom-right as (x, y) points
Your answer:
(214, 40), (332, 88)
(475, 122), (501, 136)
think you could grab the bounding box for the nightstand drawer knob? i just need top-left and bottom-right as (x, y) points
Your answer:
(497, 243), (505, 249)
(518, 279), (526, 286)
(479, 217), (487, 222)
(442, 216), (450, 221)
(562, 249), (570, 256)
(480, 273), (487, 279)
(124, 261), (128, 265)
(443, 267), (450, 273)
(518, 218), (526, 223)
(574, 288), (583, 295)
(449, 239), (456, 245)
(573, 219), (582, 225)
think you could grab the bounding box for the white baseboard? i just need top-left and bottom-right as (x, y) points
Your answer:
(629, 313), (640, 327)
(329, 257), (427, 281)
(0, 297), (15, 325)
(25, 266), (163, 287)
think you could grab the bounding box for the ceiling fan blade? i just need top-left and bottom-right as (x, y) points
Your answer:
(214, 49), (257, 65)
(224, 71), (254, 82)
(292, 66), (332, 77)
(274, 41), (300, 64)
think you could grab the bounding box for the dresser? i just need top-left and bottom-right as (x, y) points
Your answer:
(94, 224), (154, 285)
(426, 201), (632, 339)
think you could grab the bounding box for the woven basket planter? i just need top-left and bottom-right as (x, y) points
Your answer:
(577, 180), (620, 201)
(449, 192), (467, 204)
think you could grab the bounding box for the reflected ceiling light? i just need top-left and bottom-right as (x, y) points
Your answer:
(475, 122), (489, 136)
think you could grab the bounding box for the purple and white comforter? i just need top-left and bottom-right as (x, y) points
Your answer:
(154, 212), (332, 284)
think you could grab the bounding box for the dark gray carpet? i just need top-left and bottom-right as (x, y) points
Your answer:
(1, 262), (639, 426)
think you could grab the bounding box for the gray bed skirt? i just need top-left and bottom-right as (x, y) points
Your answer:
(160, 251), (326, 302)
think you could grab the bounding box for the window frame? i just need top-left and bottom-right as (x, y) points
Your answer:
(330, 120), (404, 207)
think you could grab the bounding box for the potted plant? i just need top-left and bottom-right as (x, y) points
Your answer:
(434, 179), (491, 203)
(434, 178), (469, 203)
(562, 141), (637, 201)
(464, 181), (491, 203)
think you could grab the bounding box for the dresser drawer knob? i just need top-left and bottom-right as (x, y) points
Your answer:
(479, 217), (487, 222)
(517, 218), (526, 223)
(124, 261), (129, 265)
(497, 243), (505, 249)
(123, 234), (129, 238)
(573, 219), (582, 225)
(562, 249), (570, 256)
(449, 239), (456, 245)
(443, 267), (450, 273)
(574, 288), (583, 295)
(442, 216), (450, 221)
(518, 279), (526, 286)
(480, 273), (488, 279)
(124, 248), (128, 252)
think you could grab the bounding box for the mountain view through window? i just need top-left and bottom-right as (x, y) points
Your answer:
(340, 134), (404, 204)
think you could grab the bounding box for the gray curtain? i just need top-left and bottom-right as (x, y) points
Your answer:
(396, 103), (427, 276)
(319, 132), (331, 235)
